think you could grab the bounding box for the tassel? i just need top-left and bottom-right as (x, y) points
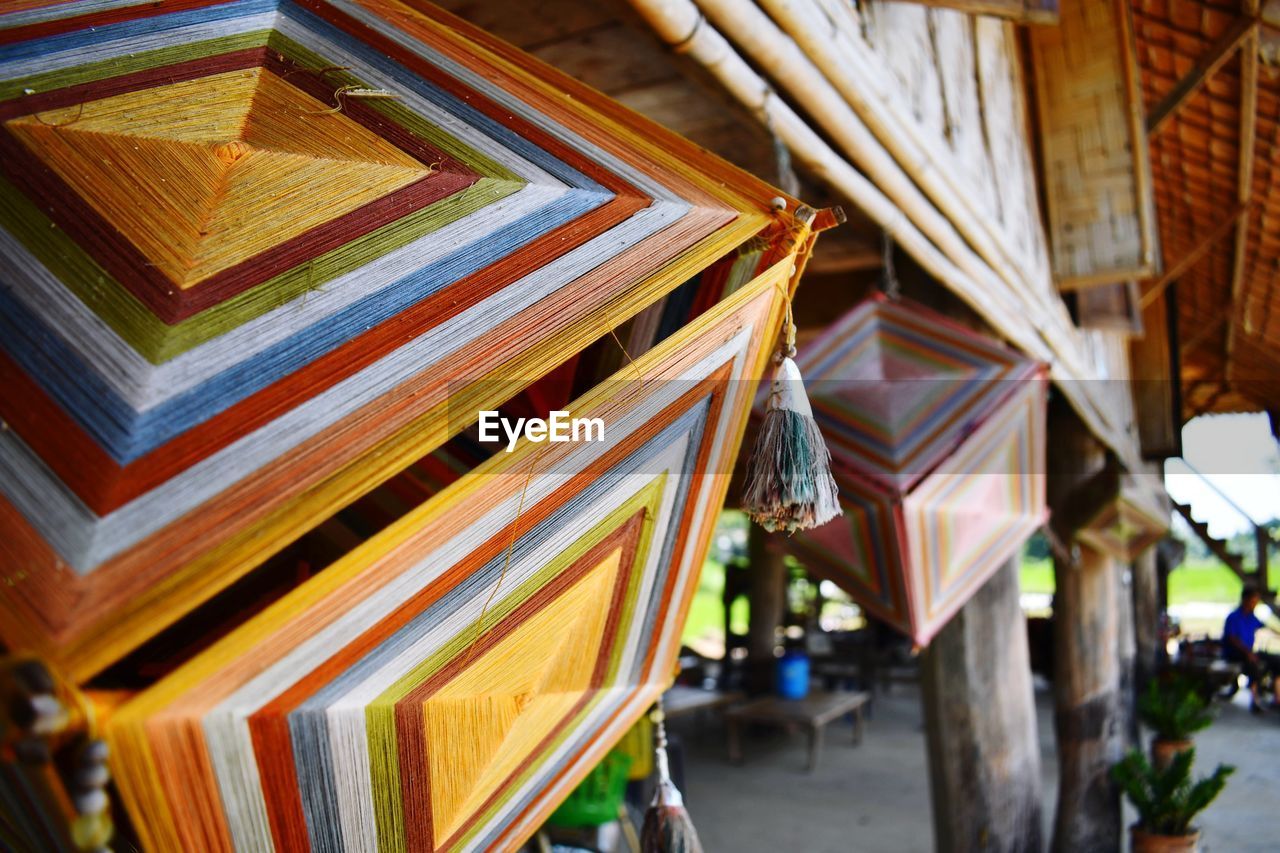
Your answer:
(742, 349), (842, 534)
(740, 176), (841, 534)
(641, 700), (703, 853)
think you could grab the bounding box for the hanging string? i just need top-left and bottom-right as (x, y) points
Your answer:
(459, 446), (544, 669)
(609, 325), (646, 382)
(880, 230), (900, 301)
(306, 84), (402, 115)
(641, 695), (704, 853)
(31, 101), (85, 128)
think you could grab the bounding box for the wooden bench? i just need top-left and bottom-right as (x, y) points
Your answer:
(725, 690), (870, 772)
(663, 685), (745, 721)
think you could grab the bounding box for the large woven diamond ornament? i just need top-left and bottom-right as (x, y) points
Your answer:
(109, 264), (788, 853)
(0, 0), (796, 680)
(777, 296), (1047, 646)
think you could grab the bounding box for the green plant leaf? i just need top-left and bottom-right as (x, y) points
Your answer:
(1111, 747), (1233, 835)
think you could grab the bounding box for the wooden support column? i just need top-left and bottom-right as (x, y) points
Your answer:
(1129, 285), (1182, 459)
(921, 557), (1044, 853)
(1047, 407), (1123, 853)
(1156, 545), (1172, 623)
(1131, 546), (1161, 690)
(1117, 562), (1139, 751)
(746, 525), (786, 693)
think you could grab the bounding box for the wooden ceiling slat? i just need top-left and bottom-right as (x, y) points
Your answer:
(1227, 2), (1260, 381)
(1140, 202), (1246, 307)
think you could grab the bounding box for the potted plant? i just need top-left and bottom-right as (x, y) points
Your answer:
(1111, 748), (1233, 852)
(1137, 676), (1214, 769)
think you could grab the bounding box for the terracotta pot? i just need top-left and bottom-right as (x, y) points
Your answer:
(1132, 827), (1199, 853)
(1150, 737), (1193, 770)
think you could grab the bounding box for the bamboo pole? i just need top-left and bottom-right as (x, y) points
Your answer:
(623, 0), (1018, 330)
(623, 0), (1134, 467)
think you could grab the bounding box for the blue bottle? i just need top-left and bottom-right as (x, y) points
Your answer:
(776, 648), (810, 700)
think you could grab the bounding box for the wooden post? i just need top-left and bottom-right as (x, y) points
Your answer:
(1117, 563), (1139, 751)
(746, 525), (786, 693)
(1131, 546), (1161, 690)
(920, 557), (1044, 852)
(1047, 408), (1123, 852)
(1156, 546), (1171, 626)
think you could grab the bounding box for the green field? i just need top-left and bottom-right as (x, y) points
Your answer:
(997, 556), (1244, 604)
(1166, 559), (1250, 604)
(681, 554), (1251, 647)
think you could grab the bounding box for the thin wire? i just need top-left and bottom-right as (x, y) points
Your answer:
(609, 326), (645, 382)
(460, 321), (645, 665)
(31, 101), (84, 127)
(306, 85), (402, 115)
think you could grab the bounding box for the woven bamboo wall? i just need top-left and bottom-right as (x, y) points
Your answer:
(1030, 0), (1158, 289)
(861, 1), (1054, 297)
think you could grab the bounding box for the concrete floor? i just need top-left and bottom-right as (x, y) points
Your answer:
(673, 683), (1280, 852)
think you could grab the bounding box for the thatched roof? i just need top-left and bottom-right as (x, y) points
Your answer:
(1134, 0), (1280, 417)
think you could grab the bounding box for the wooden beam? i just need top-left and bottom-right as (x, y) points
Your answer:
(1227, 0), (1260, 377)
(1138, 204), (1247, 309)
(1129, 287), (1182, 458)
(1181, 310), (1230, 354)
(881, 0), (1059, 24)
(804, 242), (882, 276)
(1146, 14), (1258, 137)
(920, 559), (1044, 853)
(1132, 543), (1161, 691)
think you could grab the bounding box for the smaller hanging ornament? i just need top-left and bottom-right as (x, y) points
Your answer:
(640, 698), (704, 853)
(775, 295), (1048, 646)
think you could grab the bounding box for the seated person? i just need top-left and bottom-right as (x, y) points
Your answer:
(1222, 584), (1280, 714)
